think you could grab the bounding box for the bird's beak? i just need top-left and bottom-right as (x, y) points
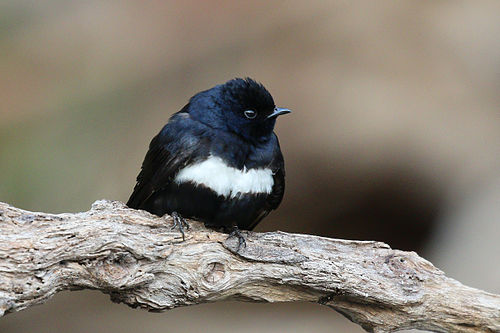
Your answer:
(267, 107), (292, 119)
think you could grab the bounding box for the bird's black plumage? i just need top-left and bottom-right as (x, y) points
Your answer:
(127, 78), (289, 234)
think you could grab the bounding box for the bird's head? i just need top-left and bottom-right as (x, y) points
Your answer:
(188, 78), (290, 143)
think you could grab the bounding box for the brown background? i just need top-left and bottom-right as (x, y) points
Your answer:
(1, 1), (499, 332)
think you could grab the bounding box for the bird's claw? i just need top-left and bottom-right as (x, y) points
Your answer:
(227, 227), (247, 252)
(171, 211), (189, 241)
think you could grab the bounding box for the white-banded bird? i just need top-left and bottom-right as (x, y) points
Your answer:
(127, 78), (290, 247)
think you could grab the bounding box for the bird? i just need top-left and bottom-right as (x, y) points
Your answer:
(127, 78), (290, 248)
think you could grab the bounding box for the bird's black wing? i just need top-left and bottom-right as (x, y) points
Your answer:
(246, 135), (286, 230)
(127, 111), (205, 210)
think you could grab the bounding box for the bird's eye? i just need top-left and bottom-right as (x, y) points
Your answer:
(244, 110), (257, 119)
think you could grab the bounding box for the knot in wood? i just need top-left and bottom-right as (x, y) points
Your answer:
(204, 262), (226, 284)
(102, 262), (128, 281)
(89, 253), (137, 288)
(384, 253), (425, 295)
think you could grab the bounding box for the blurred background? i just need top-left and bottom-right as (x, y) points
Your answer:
(1, 1), (499, 332)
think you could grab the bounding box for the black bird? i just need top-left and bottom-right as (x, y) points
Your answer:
(127, 78), (290, 246)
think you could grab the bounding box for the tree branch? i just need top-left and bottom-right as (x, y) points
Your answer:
(0, 200), (498, 332)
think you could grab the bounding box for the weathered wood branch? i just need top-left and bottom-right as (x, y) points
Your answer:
(0, 200), (498, 332)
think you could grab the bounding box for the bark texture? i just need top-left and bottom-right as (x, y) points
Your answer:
(0, 200), (498, 332)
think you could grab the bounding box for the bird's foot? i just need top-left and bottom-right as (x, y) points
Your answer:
(170, 211), (189, 241)
(227, 226), (247, 252)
